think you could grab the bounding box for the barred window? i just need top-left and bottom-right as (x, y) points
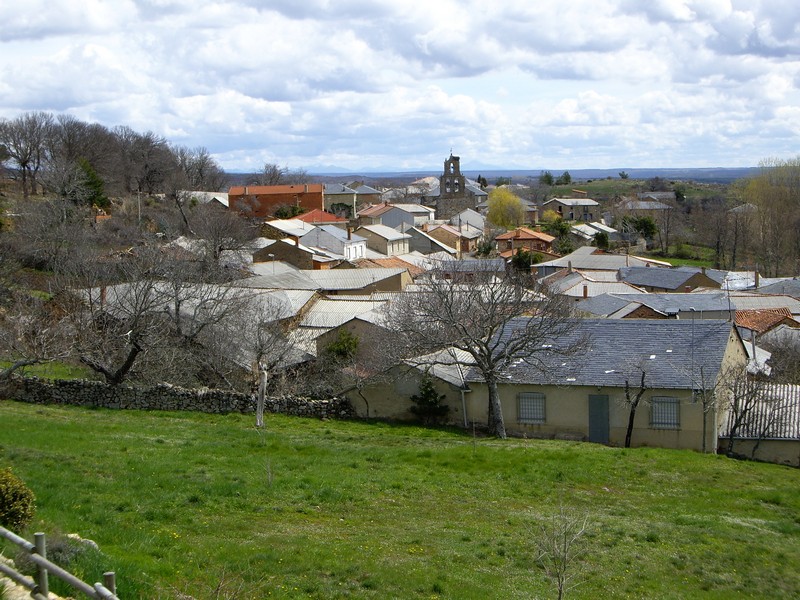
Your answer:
(518, 392), (546, 424)
(650, 396), (680, 429)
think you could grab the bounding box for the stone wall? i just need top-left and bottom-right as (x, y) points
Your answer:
(0, 376), (353, 420)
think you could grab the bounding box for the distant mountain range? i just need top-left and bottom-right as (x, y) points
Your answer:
(307, 167), (759, 183)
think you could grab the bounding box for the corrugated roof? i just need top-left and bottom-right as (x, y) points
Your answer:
(300, 298), (389, 328)
(536, 246), (671, 270)
(358, 224), (412, 241)
(465, 319), (736, 389)
(544, 198), (599, 207)
(308, 268), (408, 290)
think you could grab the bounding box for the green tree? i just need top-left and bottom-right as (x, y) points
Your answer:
(273, 204), (305, 219)
(325, 328), (359, 360)
(555, 171), (572, 185)
(539, 171), (554, 186)
(487, 187), (525, 229)
(622, 215), (658, 240)
(510, 248), (542, 272)
(495, 176), (512, 186)
(594, 231), (609, 250)
(409, 374), (450, 425)
(77, 158), (109, 208)
(618, 171), (629, 179)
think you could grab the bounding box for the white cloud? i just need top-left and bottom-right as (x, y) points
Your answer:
(0, 0), (798, 171)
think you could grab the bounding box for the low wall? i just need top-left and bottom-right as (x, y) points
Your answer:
(0, 376), (353, 420)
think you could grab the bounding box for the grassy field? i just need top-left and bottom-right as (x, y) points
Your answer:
(1, 402), (799, 599)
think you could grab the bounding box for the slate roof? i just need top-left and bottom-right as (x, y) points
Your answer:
(354, 184), (381, 195)
(619, 266), (702, 290)
(323, 183), (357, 195)
(756, 278), (800, 298)
(465, 318), (736, 389)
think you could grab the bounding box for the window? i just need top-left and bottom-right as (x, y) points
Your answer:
(650, 396), (680, 429)
(518, 392), (546, 424)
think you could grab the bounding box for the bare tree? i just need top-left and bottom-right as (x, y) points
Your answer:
(622, 370), (649, 448)
(256, 162), (309, 186)
(721, 368), (766, 457)
(172, 145), (227, 191)
(387, 268), (585, 438)
(0, 292), (71, 380)
(534, 507), (590, 600)
(0, 111), (56, 197)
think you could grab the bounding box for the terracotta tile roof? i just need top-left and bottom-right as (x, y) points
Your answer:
(735, 308), (798, 333)
(353, 257), (424, 277)
(228, 184), (323, 195)
(295, 209), (347, 223)
(495, 227), (556, 242)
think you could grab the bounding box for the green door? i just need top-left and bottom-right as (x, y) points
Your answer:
(588, 395), (609, 444)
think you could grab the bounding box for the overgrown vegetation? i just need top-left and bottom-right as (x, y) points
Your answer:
(1, 402), (798, 599)
(0, 467), (35, 531)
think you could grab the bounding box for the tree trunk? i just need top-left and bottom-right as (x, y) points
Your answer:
(487, 376), (506, 439)
(256, 365), (267, 428)
(624, 400), (638, 448)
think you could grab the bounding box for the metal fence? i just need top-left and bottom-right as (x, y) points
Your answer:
(0, 526), (119, 600)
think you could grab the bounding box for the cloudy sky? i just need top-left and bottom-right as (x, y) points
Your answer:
(1, 0), (799, 173)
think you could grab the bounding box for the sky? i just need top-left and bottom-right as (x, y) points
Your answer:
(1, 0), (799, 173)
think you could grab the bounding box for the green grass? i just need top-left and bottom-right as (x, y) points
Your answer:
(0, 361), (93, 380)
(1, 402), (798, 599)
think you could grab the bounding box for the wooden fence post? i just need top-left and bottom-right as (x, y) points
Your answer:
(104, 571), (117, 595)
(34, 532), (49, 597)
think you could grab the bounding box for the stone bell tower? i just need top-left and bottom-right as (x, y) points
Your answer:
(440, 153), (466, 199)
(437, 153), (476, 219)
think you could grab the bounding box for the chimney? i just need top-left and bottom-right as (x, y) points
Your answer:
(701, 266), (706, 276)
(304, 184), (308, 193)
(292, 235), (300, 247)
(568, 261), (573, 274)
(347, 227), (352, 240)
(583, 284), (588, 299)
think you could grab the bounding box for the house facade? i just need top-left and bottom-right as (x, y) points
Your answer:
(542, 198), (599, 222)
(229, 184), (324, 218)
(355, 224), (411, 256)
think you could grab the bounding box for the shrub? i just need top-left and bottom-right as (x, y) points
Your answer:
(0, 468), (35, 531)
(410, 375), (450, 425)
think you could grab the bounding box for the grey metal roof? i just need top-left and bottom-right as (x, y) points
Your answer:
(544, 198), (599, 207)
(535, 246), (670, 271)
(300, 298), (389, 328)
(232, 271), (319, 290)
(308, 268), (408, 290)
(358, 224), (412, 241)
(465, 318), (736, 389)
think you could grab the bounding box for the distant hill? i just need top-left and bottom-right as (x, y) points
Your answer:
(307, 167), (759, 184)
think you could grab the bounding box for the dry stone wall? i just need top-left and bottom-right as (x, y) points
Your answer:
(0, 376), (353, 419)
